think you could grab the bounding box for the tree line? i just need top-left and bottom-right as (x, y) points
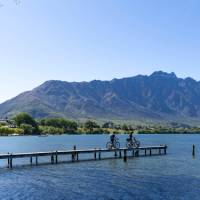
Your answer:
(0, 113), (137, 135)
(0, 112), (200, 135)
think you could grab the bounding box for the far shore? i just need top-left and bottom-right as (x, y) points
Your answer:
(1, 131), (200, 137)
(1, 113), (200, 137)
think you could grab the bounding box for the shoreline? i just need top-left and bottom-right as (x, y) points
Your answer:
(1, 132), (200, 136)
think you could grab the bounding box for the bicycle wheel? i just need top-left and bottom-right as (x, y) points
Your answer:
(126, 142), (132, 149)
(106, 142), (112, 149)
(115, 142), (120, 149)
(136, 141), (140, 147)
(132, 142), (137, 148)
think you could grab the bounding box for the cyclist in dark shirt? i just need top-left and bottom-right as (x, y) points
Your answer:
(129, 132), (133, 141)
(110, 133), (115, 145)
(127, 132), (133, 142)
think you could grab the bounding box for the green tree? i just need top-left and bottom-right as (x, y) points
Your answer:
(122, 124), (129, 131)
(14, 113), (37, 127)
(20, 124), (34, 135)
(38, 118), (78, 133)
(0, 127), (23, 135)
(84, 120), (100, 132)
(102, 122), (114, 129)
(13, 113), (39, 134)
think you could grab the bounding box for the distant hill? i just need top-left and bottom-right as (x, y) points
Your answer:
(1, 71), (200, 125)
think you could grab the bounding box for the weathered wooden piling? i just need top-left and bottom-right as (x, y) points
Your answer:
(159, 148), (161, 155)
(119, 150), (122, 158)
(72, 145), (76, 162)
(123, 149), (127, 162)
(7, 153), (10, 168)
(10, 154), (13, 169)
(99, 148), (101, 160)
(132, 149), (135, 157)
(164, 146), (167, 155)
(76, 152), (79, 161)
(94, 149), (97, 160)
(51, 154), (54, 164)
(114, 150), (117, 158)
(55, 151), (58, 164)
(192, 145), (195, 157)
(135, 149), (139, 157)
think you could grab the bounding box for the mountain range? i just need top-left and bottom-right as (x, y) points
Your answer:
(1, 71), (200, 125)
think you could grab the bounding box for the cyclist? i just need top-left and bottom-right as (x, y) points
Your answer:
(127, 132), (133, 143)
(126, 132), (140, 148)
(106, 133), (120, 149)
(110, 133), (116, 146)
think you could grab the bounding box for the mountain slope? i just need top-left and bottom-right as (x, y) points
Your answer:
(1, 71), (200, 124)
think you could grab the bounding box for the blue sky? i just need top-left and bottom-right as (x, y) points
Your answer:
(0, 0), (200, 103)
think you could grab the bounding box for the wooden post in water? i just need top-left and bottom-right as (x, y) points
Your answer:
(192, 145), (195, 157)
(114, 150), (117, 158)
(36, 156), (38, 165)
(135, 149), (139, 157)
(119, 150), (122, 158)
(159, 148), (161, 155)
(30, 156), (33, 165)
(51, 154), (54, 164)
(94, 148), (97, 160)
(164, 146), (167, 155)
(7, 153), (10, 168)
(145, 149), (147, 156)
(99, 148), (101, 160)
(10, 154), (13, 169)
(76, 152), (79, 161)
(72, 145), (76, 162)
(150, 149), (152, 156)
(132, 149), (135, 157)
(55, 151), (58, 164)
(123, 149), (127, 162)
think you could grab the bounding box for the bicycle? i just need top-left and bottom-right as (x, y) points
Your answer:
(106, 137), (120, 149)
(126, 138), (140, 149)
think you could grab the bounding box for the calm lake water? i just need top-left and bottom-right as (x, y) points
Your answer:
(0, 134), (200, 200)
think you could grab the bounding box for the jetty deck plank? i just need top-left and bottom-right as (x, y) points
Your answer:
(0, 145), (167, 168)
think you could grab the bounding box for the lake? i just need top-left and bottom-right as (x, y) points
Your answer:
(0, 134), (200, 200)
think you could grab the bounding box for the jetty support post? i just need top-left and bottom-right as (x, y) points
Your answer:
(114, 149), (117, 158)
(132, 149), (135, 157)
(10, 154), (13, 169)
(123, 149), (127, 162)
(74, 146), (79, 161)
(150, 148), (152, 156)
(119, 150), (122, 158)
(159, 148), (161, 155)
(135, 149), (139, 157)
(55, 151), (58, 164)
(7, 153), (10, 168)
(192, 145), (195, 157)
(94, 148), (97, 160)
(99, 148), (101, 160)
(76, 152), (79, 161)
(72, 145), (76, 162)
(145, 149), (147, 156)
(30, 156), (33, 165)
(51, 154), (54, 164)
(164, 145), (167, 155)
(36, 156), (38, 165)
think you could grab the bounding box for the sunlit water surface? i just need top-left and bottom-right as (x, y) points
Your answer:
(0, 134), (200, 200)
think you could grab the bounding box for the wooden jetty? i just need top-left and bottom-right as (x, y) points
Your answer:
(0, 145), (167, 169)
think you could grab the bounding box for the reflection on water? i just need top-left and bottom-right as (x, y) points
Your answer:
(0, 134), (200, 200)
